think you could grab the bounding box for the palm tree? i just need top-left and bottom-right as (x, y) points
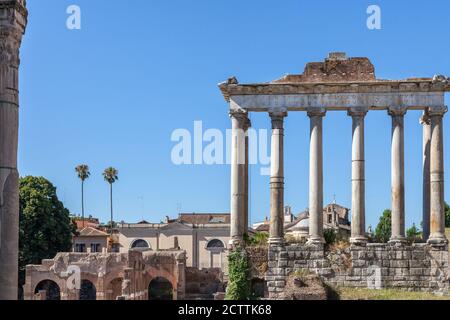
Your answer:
(103, 167), (118, 234)
(75, 164), (90, 228)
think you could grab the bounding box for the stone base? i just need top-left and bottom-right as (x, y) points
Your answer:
(427, 235), (449, 248)
(350, 237), (368, 246)
(306, 236), (325, 245)
(266, 242), (449, 299)
(268, 237), (284, 245)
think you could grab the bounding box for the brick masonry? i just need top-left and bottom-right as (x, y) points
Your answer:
(266, 243), (449, 299)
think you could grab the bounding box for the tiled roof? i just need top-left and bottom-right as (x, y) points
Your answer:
(178, 213), (230, 224)
(77, 227), (109, 237)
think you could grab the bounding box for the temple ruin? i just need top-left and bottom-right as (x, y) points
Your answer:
(219, 52), (450, 297)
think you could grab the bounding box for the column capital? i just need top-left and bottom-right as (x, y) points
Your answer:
(419, 111), (431, 125)
(387, 106), (407, 117)
(428, 105), (448, 117)
(269, 110), (287, 129)
(347, 107), (368, 117)
(268, 108), (287, 119)
(306, 108), (326, 117)
(229, 108), (248, 120)
(243, 117), (251, 131)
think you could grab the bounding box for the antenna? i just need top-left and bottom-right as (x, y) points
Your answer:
(138, 196), (144, 221)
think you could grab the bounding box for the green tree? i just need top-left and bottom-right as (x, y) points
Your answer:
(445, 202), (450, 228)
(375, 209), (391, 243)
(103, 167), (118, 234)
(406, 223), (421, 243)
(75, 164), (90, 228)
(19, 176), (76, 287)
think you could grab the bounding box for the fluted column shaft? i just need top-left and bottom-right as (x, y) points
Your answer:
(428, 106), (448, 246)
(307, 109), (326, 244)
(420, 112), (431, 241)
(0, 0), (27, 300)
(349, 109), (367, 245)
(229, 110), (248, 247)
(269, 111), (287, 244)
(388, 108), (407, 243)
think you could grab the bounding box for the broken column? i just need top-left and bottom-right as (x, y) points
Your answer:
(0, 0), (27, 300)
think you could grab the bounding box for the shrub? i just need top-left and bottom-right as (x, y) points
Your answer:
(324, 228), (337, 245)
(225, 248), (250, 300)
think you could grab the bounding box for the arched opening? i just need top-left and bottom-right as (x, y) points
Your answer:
(79, 280), (96, 300)
(206, 239), (224, 248)
(206, 239), (225, 268)
(148, 277), (173, 300)
(34, 280), (61, 300)
(131, 239), (150, 249)
(108, 278), (123, 300)
(250, 278), (267, 298)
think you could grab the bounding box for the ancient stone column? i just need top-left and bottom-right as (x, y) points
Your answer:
(268, 111), (287, 245)
(0, 0), (27, 300)
(427, 106), (448, 246)
(243, 118), (251, 238)
(307, 108), (326, 244)
(229, 110), (248, 247)
(420, 111), (431, 241)
(388, 107), (407, 244)
(348, 108), (368, 245)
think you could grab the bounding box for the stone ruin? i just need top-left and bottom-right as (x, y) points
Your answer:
(219, 53), (450, 298)
(23, 250), (186, 300)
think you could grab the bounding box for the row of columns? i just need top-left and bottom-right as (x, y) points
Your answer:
(229, 106), (448, 247)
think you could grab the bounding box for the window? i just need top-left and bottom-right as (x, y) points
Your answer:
(328, 214), (332, 224)
(75, 243), (86, 252)
(90, 243), (100, 252)
(206, 239), (225, 248)
(131, 239), (149, 249)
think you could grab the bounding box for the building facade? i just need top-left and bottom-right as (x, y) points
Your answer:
(116, 213), (230, 269)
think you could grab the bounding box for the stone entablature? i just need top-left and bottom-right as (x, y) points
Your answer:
(24, 250), (186, 300)
(266, 243), (449, 299)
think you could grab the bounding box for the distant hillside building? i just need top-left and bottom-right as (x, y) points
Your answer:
(285, 203), (351, 240)
(72, 216), (100, 230)
(72, 227), (109, 253)
(253, 203), (351, 240)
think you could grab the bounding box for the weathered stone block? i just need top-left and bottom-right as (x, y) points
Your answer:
(278, 259), (288, 267)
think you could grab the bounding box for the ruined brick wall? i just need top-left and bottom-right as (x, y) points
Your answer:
(266, 243), (449, 299)
(185, 267), (224, 298)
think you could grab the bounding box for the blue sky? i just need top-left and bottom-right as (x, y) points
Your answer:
(19, 0), (450, 230)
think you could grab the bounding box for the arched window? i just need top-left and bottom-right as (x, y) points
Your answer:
(130, 239), (150, 249)
(206, 239), (224, 249)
